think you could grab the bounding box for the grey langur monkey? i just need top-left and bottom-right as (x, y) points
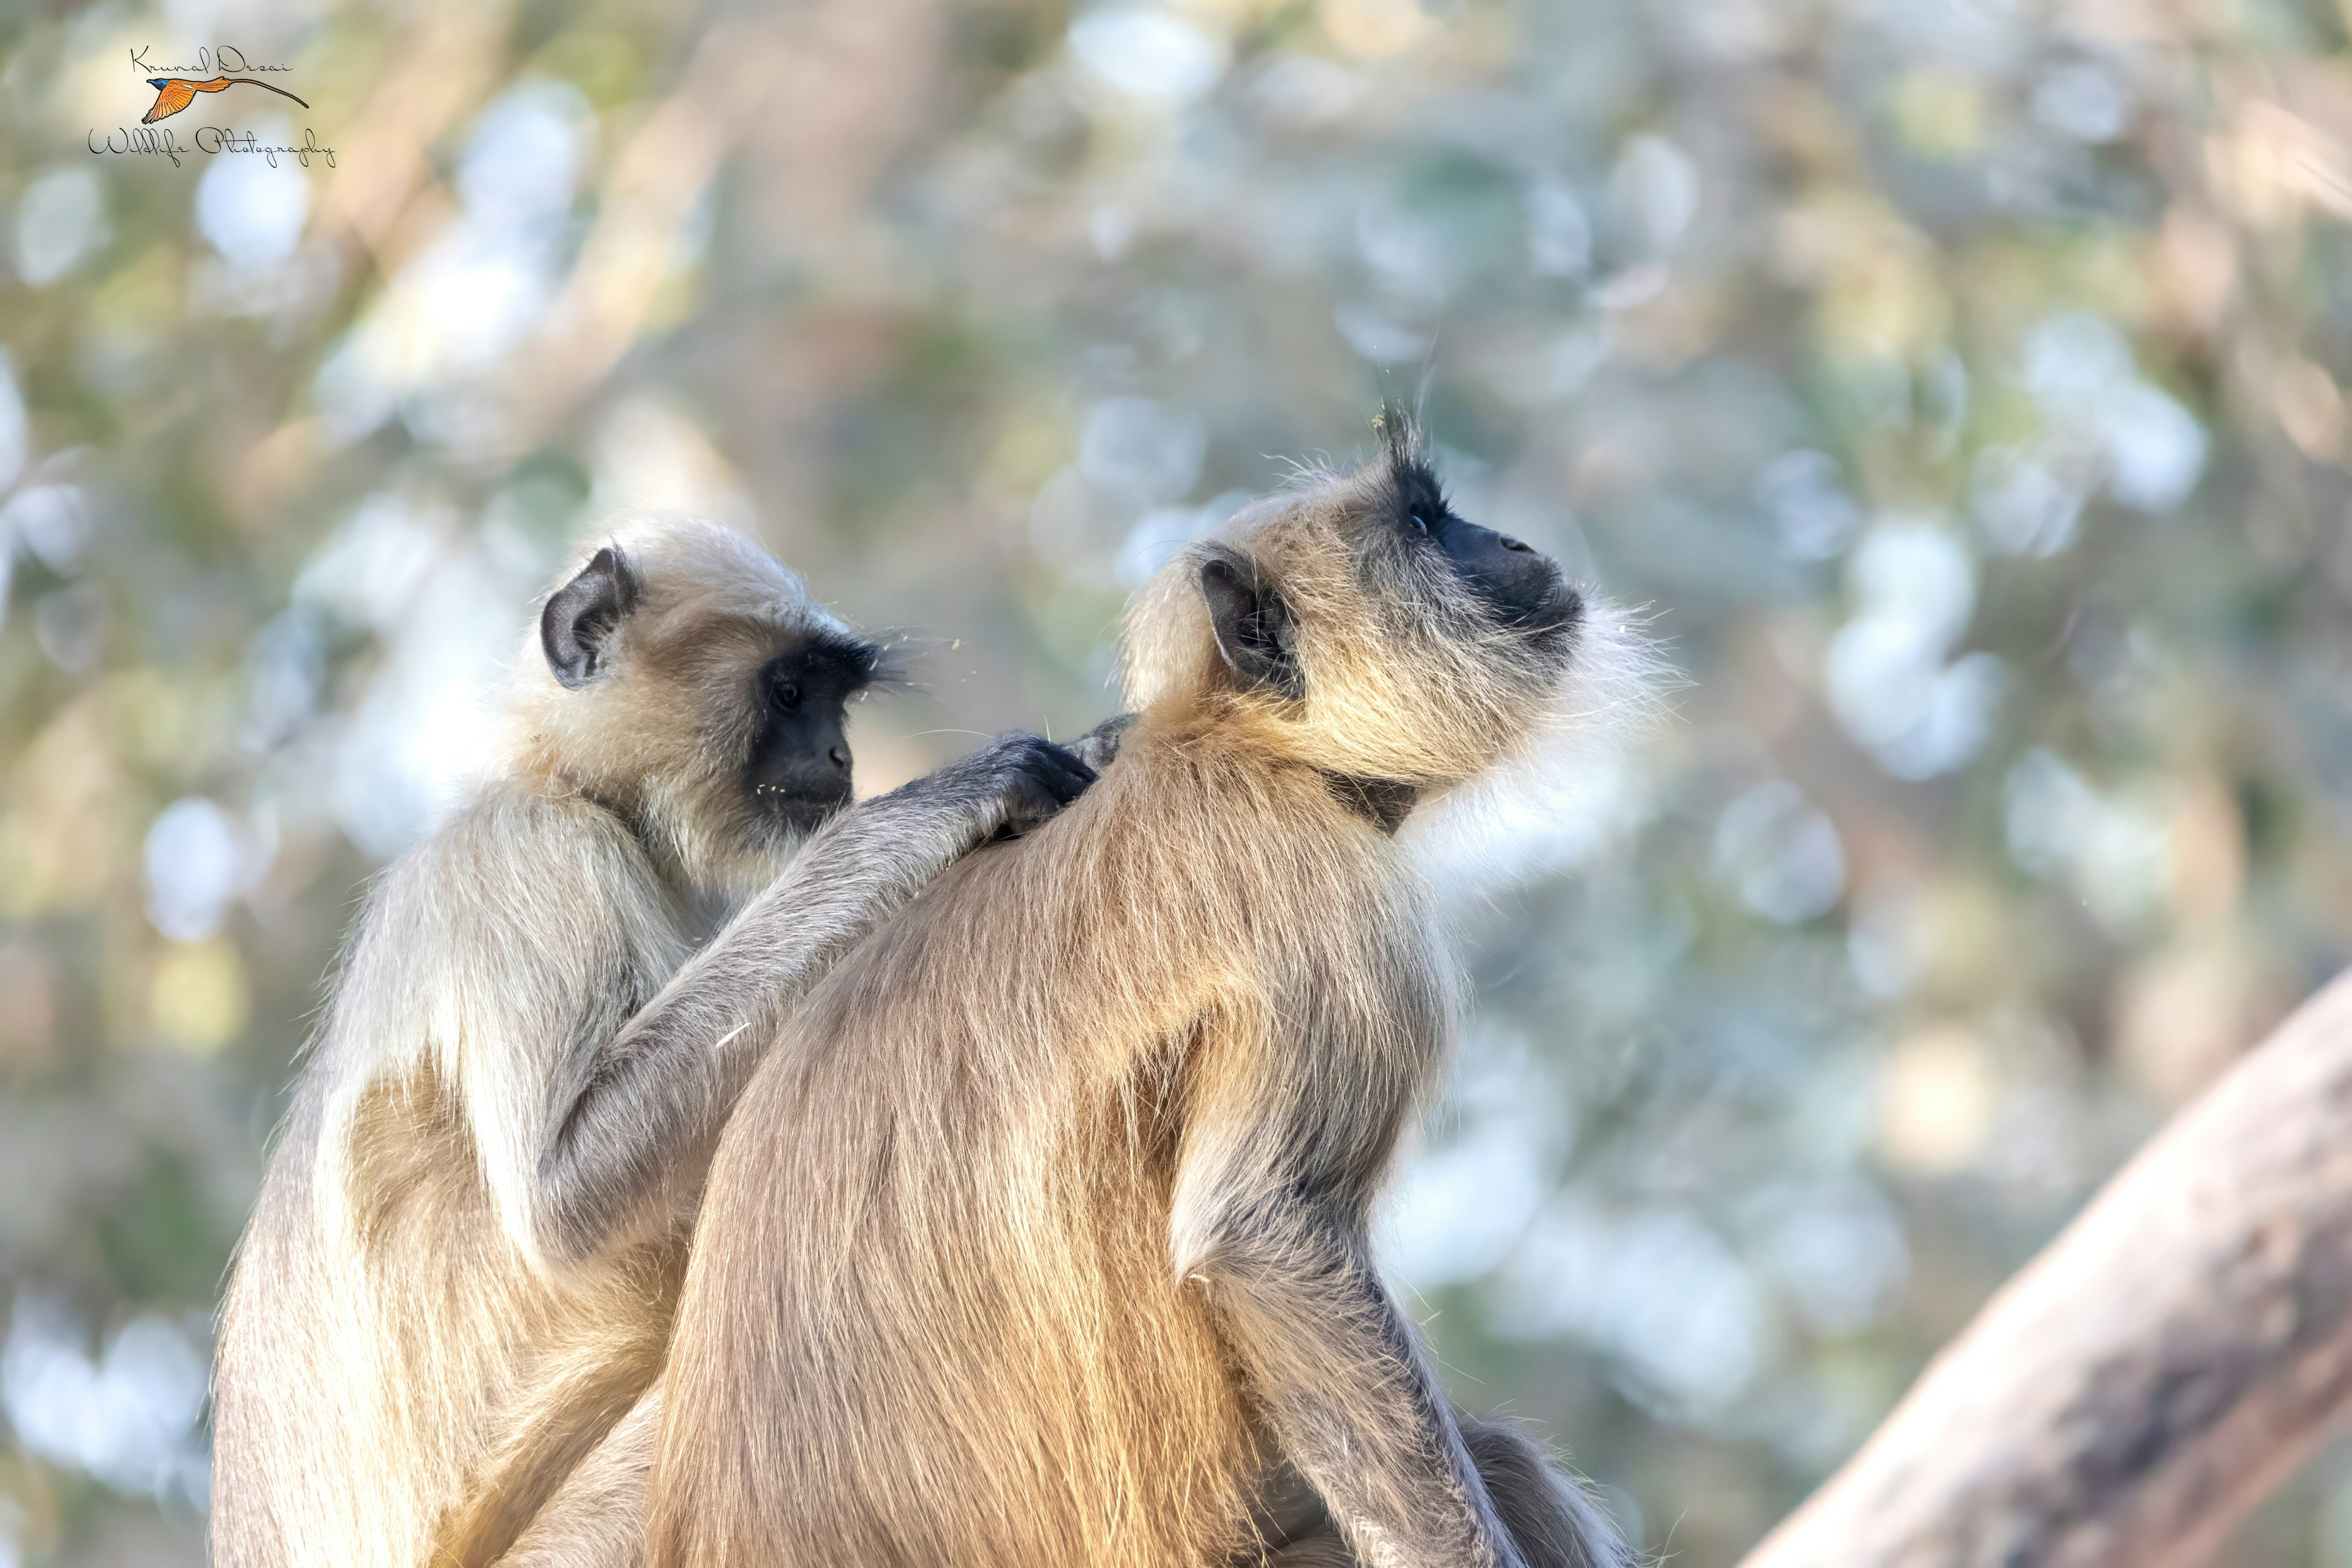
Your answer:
(649, 429), (1640, 1568)
(211, 516), (1110, 1568)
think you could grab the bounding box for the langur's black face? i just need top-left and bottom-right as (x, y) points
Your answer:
(1196, 446), (1586, 715)
(1182, 429), (1597, 797)
(1388, 458), (1581, 642)
(539, 540), (892, 856)
(746, 636), (880, 832)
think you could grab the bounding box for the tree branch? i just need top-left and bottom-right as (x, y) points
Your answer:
(1740, 970), (2352, 1568)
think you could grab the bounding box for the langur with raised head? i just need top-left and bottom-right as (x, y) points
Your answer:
(648, 426), (1652, 1568)
(209, 516), (1105, 1568)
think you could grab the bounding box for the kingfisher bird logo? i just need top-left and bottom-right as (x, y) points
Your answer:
(141, 75), (309, 124)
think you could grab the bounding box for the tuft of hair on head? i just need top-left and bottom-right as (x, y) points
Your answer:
(1371, 397), (1423, 474)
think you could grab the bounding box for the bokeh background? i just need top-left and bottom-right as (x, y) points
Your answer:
(6, 0), (2352, 1560)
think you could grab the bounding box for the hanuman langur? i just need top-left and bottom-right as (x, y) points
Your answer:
(209, 516), (1104, 1568)
(647, 430), (1648, 1568)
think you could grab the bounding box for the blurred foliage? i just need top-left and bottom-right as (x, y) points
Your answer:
(9, 0), (2352, 1561)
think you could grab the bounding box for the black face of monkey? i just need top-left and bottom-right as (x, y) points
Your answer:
(1198, 451), (1583, 712)
(541, 542), (882, 839)
(1390, 459), (1580, 636)
(746, 638), (877, 831)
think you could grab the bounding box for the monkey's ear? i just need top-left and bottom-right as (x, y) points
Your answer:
(541, 545), (641, 690)
(1198, 549), (1302, 700)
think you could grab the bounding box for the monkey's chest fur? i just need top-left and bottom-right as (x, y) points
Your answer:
(657, 732), (1450, 1568)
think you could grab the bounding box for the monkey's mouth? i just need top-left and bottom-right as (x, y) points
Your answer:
(1463, 548), (1581, 642)
(1519, 578), (1583, 636)
(1488, 571), (1583, 657)
(752, 782), (850, 834)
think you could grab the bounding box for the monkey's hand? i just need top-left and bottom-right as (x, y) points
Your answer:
(985, 735), (1101, 838)
(887, 731), (1100, 843)
(1065, 712), (1135, 774)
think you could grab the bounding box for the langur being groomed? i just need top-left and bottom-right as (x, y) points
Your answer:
(649, 426), (1657, 1568)
(209, 517), (1104, 1568)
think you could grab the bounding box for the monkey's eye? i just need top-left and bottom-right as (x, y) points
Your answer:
(1408, 512), (1430, 534)
(771, 677), (803, 712)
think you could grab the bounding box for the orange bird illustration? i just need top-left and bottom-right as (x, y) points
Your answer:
(141, 76), (309, 125)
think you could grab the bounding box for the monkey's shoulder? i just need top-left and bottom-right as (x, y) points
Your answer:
(438, 782), (651, 865)
(329, 785), (682, 1028)
(374, 787), (664, 916)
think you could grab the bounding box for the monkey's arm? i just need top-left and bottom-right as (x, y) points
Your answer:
(1167, 974), (1545, 1568)
(527, 732), (1099, 1265)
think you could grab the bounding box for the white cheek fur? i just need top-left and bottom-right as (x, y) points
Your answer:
(1400, 594), (1674, 898)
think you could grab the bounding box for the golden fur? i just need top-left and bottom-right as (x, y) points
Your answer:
(644, 435), (1648, 1568)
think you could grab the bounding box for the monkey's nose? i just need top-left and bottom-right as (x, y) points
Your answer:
(1498, 534), (1534, 553)
(827, 745), (850, 770)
